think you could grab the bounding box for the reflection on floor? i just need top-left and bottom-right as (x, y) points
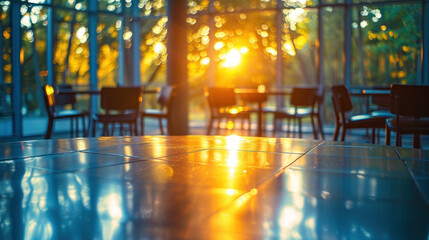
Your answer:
(0, 135), (428, 239)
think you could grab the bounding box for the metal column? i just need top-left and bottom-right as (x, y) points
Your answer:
(344, 0), (352, 89)
(11, 0), (22, 138)
(88, 0), (98, 115)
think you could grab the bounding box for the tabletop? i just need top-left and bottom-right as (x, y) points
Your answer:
(57, 87), (160, 95)
(350, 89), (391, 96)
(0, 135), (428, 239)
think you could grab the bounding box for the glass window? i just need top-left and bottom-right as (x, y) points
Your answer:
(53, 0), (87, 11)
(139, 0), (166, 17)
(281, 8), (317, 86)
(323, 6), (344, 86)
(351, 3), (422, 87)
(140, 16), (167, 87)
(134, 16), (168, 111)
(0, 1), (12, 137)
(98, 14), (121, 87)
(187, 14), (210, 123)
(281, 0), (317, 8)
(187, 0), (209, 15)
(215, 0), (278, 12)
(99, 0), (123, 13)
(54, 10), (89, 87)
(214, 11), (277, 88)
(20, 3), (48, 136)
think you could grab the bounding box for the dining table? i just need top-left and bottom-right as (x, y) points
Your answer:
(234, 88), (292, 137)
(0, 135), (428, 239)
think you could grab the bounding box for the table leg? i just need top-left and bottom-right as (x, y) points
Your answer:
(257, 103), (263, 137)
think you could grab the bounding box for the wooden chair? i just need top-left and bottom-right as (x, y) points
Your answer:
(237, 90), (274, 134)
(92, 87), (142, 136)
(140, 85), (175, 135)
(331, 85), (386, 144)
(273, 87), (324, 139)
(42, 84), (87, 139)
(385, 84), (429, 148)
(205, 87), (251, 135)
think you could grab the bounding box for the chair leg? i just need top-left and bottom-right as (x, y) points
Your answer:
(272, 116), (277, 136)
(286, 118), (291, 137)
(75, 117), (79, 137)
(140, 117), (145, 136)
(385, 125), (391, 145)
(82, 116), (86, 137)
(371, 128), (375, 144)
(396, 130), (402, 146)
(45, 118), (54, 139)
(298, 118), (302, 138)
(413, 134), (421, 148)
(158, 118), (164, 135)
(333, 124), (340, 141)
(216, 118), (221, 135)
(110, 123), (115, 136)
(247, 117), (251, 134)
(134, 121), (138, 136)
(70, 117), (74, 138)
(92, 120), (97, 137)
(207, 117), (214, 135)
(102, 123), (109, 136)
(316, 113), (324, 140)
(310, 115), (317, 140)
(340, 126), (347, 142)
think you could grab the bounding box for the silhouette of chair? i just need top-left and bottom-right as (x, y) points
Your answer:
(273, 87), (324, 139)
(331, 85), (386, 144)
(237, 90), (274, 134)
(385, 84), (429, 148)
(92, 87), (142, 136)
(206, 87), (251, 135)
(370, 85), (394, 118)
(42, 84), (87, 139)
(140, 85), (175, 135)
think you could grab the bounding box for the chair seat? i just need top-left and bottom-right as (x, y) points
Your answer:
(371, 110), (395, 118)
(142, 109), (168, 117)
(54, 109), (86, 119)
(275, 107), (313, 117)
(242, 106), (276, 114)
(214, 111), (250, 118)
(346, 114), (386, 128)
(94, 112), (138, 122)
(386, 118), (429, 133)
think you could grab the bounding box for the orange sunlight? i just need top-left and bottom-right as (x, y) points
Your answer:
(223, 49), (241, 68)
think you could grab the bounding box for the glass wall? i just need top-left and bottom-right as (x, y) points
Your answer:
(0, 1), (12, 137)
(0, 0), (427, 138)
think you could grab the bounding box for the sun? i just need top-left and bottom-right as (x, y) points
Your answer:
(223, 49), (241, 68)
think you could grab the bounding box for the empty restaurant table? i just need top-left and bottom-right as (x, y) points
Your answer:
(0, 135), (428, 239)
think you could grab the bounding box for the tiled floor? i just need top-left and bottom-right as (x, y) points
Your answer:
(0, 135), (428, 239)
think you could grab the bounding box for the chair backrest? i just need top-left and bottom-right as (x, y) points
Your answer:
(371, 85), (390, 109)
(54, 84), (77, 107)
(101, 87), (142, 112)
(157, 85), (175, 109)
(290, 87), (317, 107)
(390, 84), (429, 118)
(331, 85), (353, 113)
(238, 90), (268, 103)
(42, 84), (56, 117)
(206, 87), (237, 108)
